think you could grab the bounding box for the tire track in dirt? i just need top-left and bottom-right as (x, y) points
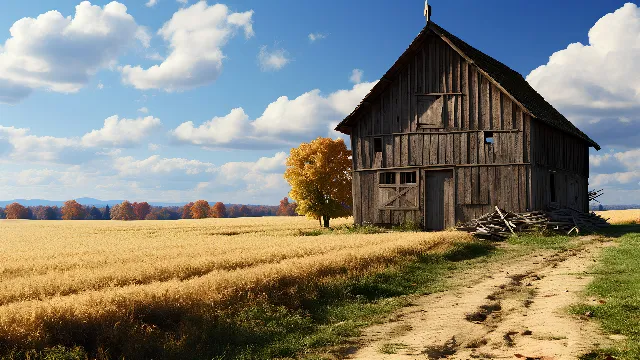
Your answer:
(346, 237), (614, 360)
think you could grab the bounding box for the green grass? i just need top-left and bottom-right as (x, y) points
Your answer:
(569, 225), (640, 360)
(506, 233), (577, 250)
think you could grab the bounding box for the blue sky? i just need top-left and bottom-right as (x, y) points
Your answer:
(0, 0), (638, 205)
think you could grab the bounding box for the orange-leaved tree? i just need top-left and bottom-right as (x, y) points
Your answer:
(5, 202), (29, 219)
(133, 202), (151, 220)
(61, 200), (86, 220)
(111, 201), (136, 220)
(191, 200), (210, 219)
(284, 137), (352, 227)
(210, 202), (227, 218)
(181, 202), (195, 219)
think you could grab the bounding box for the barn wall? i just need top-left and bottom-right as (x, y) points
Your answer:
(350, 32), (535, 226)
(529, 121), (590, 212)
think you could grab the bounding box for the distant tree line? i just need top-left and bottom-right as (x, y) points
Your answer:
(0, 197), (298, 220)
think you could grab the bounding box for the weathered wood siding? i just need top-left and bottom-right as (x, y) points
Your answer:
(529, 121), (589, 212)
(350, 32), (588, 226)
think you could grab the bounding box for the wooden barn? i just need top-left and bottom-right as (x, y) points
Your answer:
(335, 7), (600, 230)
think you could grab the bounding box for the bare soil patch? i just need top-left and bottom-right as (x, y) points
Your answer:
(347, 237), (613, 360)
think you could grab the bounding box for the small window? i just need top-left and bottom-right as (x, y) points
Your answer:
(550, 172), (557, 202)
(374, 137), (383, 153)
(400, 172), (417, 184)
(379, 172), (395, 185)
(484, 131), (494, 144)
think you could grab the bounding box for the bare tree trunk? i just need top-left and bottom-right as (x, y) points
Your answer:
(323, 215), (330, 228)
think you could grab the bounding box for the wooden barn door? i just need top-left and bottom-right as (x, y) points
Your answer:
(425, 170), (455, 230)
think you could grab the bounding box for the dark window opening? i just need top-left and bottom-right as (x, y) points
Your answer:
(550, 173), (557, 202)
(484, 131), (494, 144)
(374, 137), (383, 153)
(400, 172), (417, 184)
(396, 116), (400, 123)
(379, 172), (395, 185)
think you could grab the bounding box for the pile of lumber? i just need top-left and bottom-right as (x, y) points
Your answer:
(456, 206), (610, 240)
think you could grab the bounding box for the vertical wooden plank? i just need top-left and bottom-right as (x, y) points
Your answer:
(393, 135), (401, 167)
(457, 168), (465, 205)
(480, 166), (489, 204)
(423, 135), (431, 166)
(464, 167), (472, 205)
(446, 134), (454, 164)
(478, 132), (486, 164)
(438, 134), (446, 164)
(469, 67), (477, 130)
(384, 135), (393, 168)
(461, 62), (468, 129)
(401, 134), (409, 166)
(469, 130), (477, 164)
(352, 172), (361, 224)
(460, 132), (468, 164)
(453, 133), (460, 164)
(488, 166), (496, 206)
(430, 134), (438, 165)
(480, 76), (489, 129)
(422, 47), (427, 94)
(447, 48), (453, 93)
(471, 166), (479, 204)
(503, 96), (512, 132)
(451, 50), (458, 93)
(524, 114), (530, 163)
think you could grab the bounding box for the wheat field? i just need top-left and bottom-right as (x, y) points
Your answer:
(595, 209), (640, 224)
(0, 217), (469, 355)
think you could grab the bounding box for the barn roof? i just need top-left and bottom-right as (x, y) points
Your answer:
(335, 21), (601, 150)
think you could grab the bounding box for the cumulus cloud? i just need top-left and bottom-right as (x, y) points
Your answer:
(120, 1), (254, 91)
(146, 0), (158, 7)
(526, 3), (640, 148)
(0, 1), (148, 104)
(171, 81), (377, 149)
(308, 33), (326, 42)
(258, 45), (290, 71)
(137, 106), (149, 113)
(0, 114), (160, 164)
(82, 115), (162, 147)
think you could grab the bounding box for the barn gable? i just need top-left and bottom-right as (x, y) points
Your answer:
(335, 21), (600, 151)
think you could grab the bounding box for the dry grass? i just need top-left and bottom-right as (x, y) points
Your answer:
(595, 209), (640, 225)
(0, 217), (470, 354)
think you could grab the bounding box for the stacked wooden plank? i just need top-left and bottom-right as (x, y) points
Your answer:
(456, 206), (610, 240)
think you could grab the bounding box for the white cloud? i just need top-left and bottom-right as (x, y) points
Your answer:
(349, 69), (363, 84)
(258, 45), (290, 71)
(82, 115), (162, 147)
(137, 106), (149, 113)
(148, 143), (160, 151)
(308, 33), (326, 42)
(177, 0), (188, 4)
(526, 3), (640, 148)
(0, 1), (148, 104)
(120, 2), (254, 91)
(97, 82), (104, 90)
(146, 0), (159, 7)
(114, 155), (216, 177)
(170, 81), (377, 149)
(172, 107), (253, 146)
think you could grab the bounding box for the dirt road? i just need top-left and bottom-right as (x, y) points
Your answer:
(346, 238), (614, 360)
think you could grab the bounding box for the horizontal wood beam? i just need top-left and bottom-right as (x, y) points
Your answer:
(363, 129), (520, 137)
(417, 92), (464, 96)
(354, 163), (531, 172)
